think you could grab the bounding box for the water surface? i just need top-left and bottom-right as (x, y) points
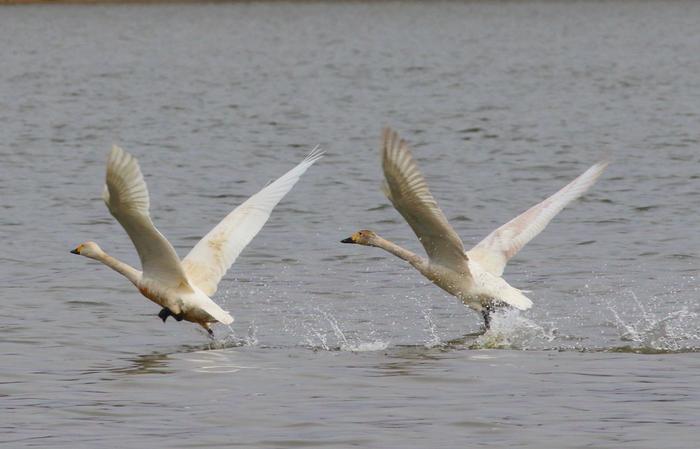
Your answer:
(2, 1), (700, 447)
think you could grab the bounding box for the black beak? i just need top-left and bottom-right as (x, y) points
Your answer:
(341, 237), (354, 244)
(70, 248), (79, 255)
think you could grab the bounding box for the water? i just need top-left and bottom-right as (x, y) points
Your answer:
(2, 1), (700, 447)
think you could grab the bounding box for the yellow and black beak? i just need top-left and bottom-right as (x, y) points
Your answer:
(70, 247), (80, 255)
(340, 236), (355, 244)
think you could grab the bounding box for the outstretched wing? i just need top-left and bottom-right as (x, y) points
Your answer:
(102, 145), (191, 289)
(468, 160), (609, 276)
(381, 128), (469, 272)
(182, 148), (323, 296)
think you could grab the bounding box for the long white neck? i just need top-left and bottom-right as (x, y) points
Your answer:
(90, 251), (142, 286)
(372, 235), (428, 273)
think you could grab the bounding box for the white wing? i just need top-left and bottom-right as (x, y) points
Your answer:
(469, 160), (609, 276)
(381, 128), (469, 272)
(102, 145), (192, 289)
(182, 147), (323, 296)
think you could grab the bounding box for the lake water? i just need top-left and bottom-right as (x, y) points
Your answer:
(2, 1), (700, 447)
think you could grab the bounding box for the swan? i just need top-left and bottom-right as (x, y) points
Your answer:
(71, 145), (322, 336)
(342, 128), (607, 329)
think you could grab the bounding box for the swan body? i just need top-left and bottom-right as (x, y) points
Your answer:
(72, 145), (322, 335)
(342, 128), (607, 328)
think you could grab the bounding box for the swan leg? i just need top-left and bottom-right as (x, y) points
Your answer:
(481, 309), (491, 330)
(200, 323), (215, 338)
(158, 308), (171, 322)
(173, 312), (185, 322)
(481, 303), (496, 330)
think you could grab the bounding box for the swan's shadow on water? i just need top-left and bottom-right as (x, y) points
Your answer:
(112, 352), (175, 375)
(443, 331), (486, 348)
(113, 337), (251, 375)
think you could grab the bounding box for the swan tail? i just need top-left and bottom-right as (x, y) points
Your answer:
(498, 287), (533, 311)
(475, 266), (534, 311)
(201, 301), (234, 325)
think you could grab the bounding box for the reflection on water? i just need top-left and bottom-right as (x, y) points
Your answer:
(371, 347), (449, 377)
(114, 352), (174, 376)
(112, 340), (257, 376)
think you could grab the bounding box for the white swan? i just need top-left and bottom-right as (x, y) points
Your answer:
(342, 128), (607, 328)
(72, 145), (323, 335)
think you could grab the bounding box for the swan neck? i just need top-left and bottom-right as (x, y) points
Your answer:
(373, 236), (426, 270)
(92, 251), (141, 285)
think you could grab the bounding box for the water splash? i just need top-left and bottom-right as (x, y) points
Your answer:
(472, 308), (557, 350)
(297, 308), (389, 352)
(200, 322), (258, 350)
(323, 310), (351, 349)
(341, 340), (390, 352)
(298, 309), (331, 350)
(244, 320), (259, 346)
(608, 291), (700, 352)
(420, 305), (442, 348)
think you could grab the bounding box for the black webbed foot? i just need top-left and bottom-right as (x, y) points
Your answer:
(159, 308), (185, 323)
(158, 308), (172, 322)
(207, 328), (214, 338)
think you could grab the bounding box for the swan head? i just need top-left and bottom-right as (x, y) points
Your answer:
(70, 241), (104, 259)
(341, 230), (379, 246)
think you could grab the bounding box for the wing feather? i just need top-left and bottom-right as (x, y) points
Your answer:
(469, 160), (608, 276)
(381, 128), (469, 271)
(182, 147), (323, 296)
(103, 145), (191, 289)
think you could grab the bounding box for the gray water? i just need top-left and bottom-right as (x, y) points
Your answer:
(2, 1), (700, 447)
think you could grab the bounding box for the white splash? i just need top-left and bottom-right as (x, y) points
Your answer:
(420, 305), (443, 348)
(340, 340), (390, 352)
(609, 291), (699, 352)
(244, 320), (259, 346)
(474, 308), (557, 350)
(298, 309), (390, 352)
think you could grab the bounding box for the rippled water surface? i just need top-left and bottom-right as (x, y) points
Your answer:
(2, 1), (700, 447)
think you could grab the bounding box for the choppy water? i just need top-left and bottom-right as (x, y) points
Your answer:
(2, 1), (700, 447)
